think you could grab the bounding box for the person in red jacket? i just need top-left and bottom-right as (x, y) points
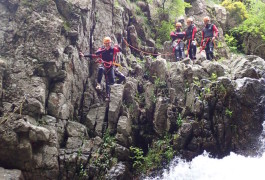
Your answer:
(80, 37), (125, 101)
(185, 18), (197, 60)
(200, 16), (219, 60)
(170, 22), (186, 61)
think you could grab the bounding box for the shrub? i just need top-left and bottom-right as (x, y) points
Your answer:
(222, 0), (248, 24)
(224, 33), (238, 52)
(155, 21), (174, 46)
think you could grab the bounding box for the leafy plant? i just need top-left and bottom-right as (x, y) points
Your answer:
(193, 77), (200, 87)
(177, 113), (183, 128)
(222, 0), (248, 24)
(90, 129), (116, 178)
(155, 20), (174, 46)
(224, 34), (238, 52)
(78, 163), (88, 178)
(130, 134), (175, 174)
(130, 146), (145, 170)
(210, 73), (218, 82)
(151, 89), (157, 103)
(225, 108), (233, 118)
(153, 76), (167, 88)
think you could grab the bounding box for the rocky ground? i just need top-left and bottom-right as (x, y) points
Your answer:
(0, 0), (264, 179)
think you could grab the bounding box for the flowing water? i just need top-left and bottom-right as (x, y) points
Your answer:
(145, 121), (265, 180)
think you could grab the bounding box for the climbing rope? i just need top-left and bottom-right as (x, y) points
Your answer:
(123, 38), (174, 56)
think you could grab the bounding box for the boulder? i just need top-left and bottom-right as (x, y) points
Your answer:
(105, 162), (132, 180)
(108, 84), (124, 134)
(66, 121), (88, 137)
(149, 57), (167, 83)
(86, 106), (106, 137)
(114, 144), (130, 161)
(0, 167), (24, 180)
(153, 96), (170, 135)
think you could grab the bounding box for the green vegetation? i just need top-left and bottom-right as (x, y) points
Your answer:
(224, 33), (238, 53)
(90, 130), (116, 178)
(225, 108), (233, 118)
(130, 134), (174, 174)
(177, 113), (183, 128)
(156, 21), (175, 46)
(153, 76), (167, 88)
(63, 21), (71, 32)
(78, 163), (88, 178)
(154, 0), (191, 46)
(151, 89), (157, 103)
(210, 73), (218, 82)
(114, 0), (120, 8)
(193, 77), (201, 87)
(129, 146), (145, 173)
(223, 0), (265, 54)
(222, 0), (248, 24)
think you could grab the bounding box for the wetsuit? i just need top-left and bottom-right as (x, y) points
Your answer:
(201, 23), (219, 60)
(185, 24), (197, 60)
(84, 45), (125, 98)
(170, 29), (186, 61)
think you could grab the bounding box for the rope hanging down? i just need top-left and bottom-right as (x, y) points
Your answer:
(122, 38), (174, 56)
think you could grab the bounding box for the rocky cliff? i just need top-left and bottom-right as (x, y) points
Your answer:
(0, 0), (264, 179)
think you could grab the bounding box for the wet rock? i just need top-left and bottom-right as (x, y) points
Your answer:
(0, 167), (24, 180)
(114, 144), (130, 161)
(109, 84), (124, 134)
(128, 25), (139, 48)
(29, 126), (50, 142)
(117, 116), (132, 137)
(149, 57), (167, 83)
(86, 106), (106, 137)
(213, 5), (227, 28)
(66, 121), (88, 138)
(153, 97), (170, 135)
(146, 38), (156, 47)
(201, 60), (225, 77)
(228, 57), (260, 79)
(105, 162), (132, 180)
(123, 78), (138, 104)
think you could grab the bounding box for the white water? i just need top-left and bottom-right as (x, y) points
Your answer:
(146, 121), (265, 180)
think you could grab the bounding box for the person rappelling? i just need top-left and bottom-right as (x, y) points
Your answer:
(200, 16), (219, 60)
(79, 37), (125, 102)
(185, 18), (197, 60)
(170, 22), (186, 61)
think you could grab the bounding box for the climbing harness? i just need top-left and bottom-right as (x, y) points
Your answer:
(172, 39), (182, 52)
(186, 39), (191, 56)
(96, 58), (121, 68)
(200, 38), (211, 53)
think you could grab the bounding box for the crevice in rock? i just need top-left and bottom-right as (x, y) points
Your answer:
(89, 0), (96, 78)
(208, 98), (222, 156)
(78, 79), (88, 124)
(102, 103), (109, 136)
(60, 121), (69, 148)
(45, 79), (55, 114)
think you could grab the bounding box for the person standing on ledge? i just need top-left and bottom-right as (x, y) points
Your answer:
(185, 18), (197, 60)
(200, 16), (219, 60)
(79, 37), (125, 102)
(170, 22), (186, 61)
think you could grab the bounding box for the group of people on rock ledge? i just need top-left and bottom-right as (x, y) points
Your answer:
(79, 16), (218, 102)
(171, 16), (218, 61)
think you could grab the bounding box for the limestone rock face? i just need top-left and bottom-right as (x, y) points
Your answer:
(0, 0), (264, 179)
(153, 97), (170, 135)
